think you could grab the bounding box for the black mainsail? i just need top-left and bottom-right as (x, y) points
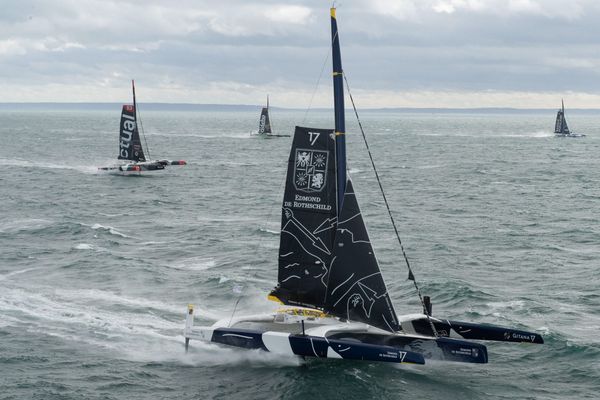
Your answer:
(258, 96), (272, 135)
(270, 7), (399, 332)
(270, 126), (338, 308)
(554, 99), (570, 135)
(118, 80), (146, 162)
(324, 180), (400, 332)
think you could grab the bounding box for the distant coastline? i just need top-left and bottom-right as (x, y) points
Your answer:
(1, 102), (599, 114)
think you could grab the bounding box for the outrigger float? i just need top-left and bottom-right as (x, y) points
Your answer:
(184, 7), (543, 366)
(98, 80), (186, 174)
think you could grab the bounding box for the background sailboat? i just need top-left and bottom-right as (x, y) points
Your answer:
(251, 95), (290, 138)
(554, 100), (585, 137)
(184, 7), (542, 365)
(259, 95), (272, 135)
(98, 80), (187, 173)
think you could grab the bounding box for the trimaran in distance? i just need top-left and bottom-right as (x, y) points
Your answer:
(98, 80), (187, 174)
(184, 8), (543, 366)
(252, 95), (290, 138)
(554, 99), (585, 138)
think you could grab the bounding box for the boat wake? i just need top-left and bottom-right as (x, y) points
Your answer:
(0, 285), (299, 367)
(147, 132), (252, 139)
(0, 158), (99, 174)
(500, 131), (553, 138)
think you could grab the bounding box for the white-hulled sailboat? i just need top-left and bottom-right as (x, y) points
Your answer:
(184, 8), (542, 366)
(98, 80), (187, 174)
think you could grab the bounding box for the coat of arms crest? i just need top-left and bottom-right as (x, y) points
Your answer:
(294, 149), (328, 192)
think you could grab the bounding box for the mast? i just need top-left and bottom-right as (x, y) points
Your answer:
(561, 99), (565, 132)
(331, 7), (346, 216)
(267, 95), (269, 110)
(132, 80), (137, 123)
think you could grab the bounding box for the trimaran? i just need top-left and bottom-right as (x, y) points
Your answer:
(252, 95), (290, 138)
(554, 99), (585, 138)
(98, 80), (187, 174)
(184, 8), (543, 366)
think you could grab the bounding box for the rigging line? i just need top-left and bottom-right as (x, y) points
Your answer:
(342, 73), (439, 338)
(136, 105), (151, 160)
(228, 296), (243, 328)
(229, 165), (286, 322)
(301, 37), (333, 126)
(228, 158), (288, 326)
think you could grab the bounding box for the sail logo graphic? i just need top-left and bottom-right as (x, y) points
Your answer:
(120, 107), (136, 159)
(259, 114), (267, 134)
(294, 149), (328, 193)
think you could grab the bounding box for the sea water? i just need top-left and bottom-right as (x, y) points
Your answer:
(0, 108), (599, 399)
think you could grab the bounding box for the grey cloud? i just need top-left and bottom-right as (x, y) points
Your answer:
(1, 0), (600, 105)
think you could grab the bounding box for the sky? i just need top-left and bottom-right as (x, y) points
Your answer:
(1, 0), (600, 108)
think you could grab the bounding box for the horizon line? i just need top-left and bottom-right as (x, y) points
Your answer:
(1, 102), (599, 112)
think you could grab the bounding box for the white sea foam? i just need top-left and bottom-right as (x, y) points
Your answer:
(258, 227), (279, 235)
(167, 256), (217, 271)
(0, 285), (300, 367)
(500, 131), (554, 138)
(0, 218), (52, 233)
(74, 243), (94, 250)
(0, 267), (39, 281)
(416, 164), (442, 169)
(90, 223), (130, 238)
(486, 300), (526, 311)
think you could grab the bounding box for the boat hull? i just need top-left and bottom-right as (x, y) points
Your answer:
(196, 327), (426, 364)
(399, 315), (544, 344)
(183, 310), (492, 364)
(183, 307), (546, 364)
(250, 132), (291, 138)
(98, 159), (186, 174)
(555, 133), (585, 138)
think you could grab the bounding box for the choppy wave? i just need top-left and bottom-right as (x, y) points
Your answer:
(88, 223), (131, 238)
(167, 256), (217, 271)
(258, 227), (279, 235)
(74, 243), (94, 250)
(2, 110), (599, 399)
(0, 218), (53, 234)
(0, 267), (40, 281)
